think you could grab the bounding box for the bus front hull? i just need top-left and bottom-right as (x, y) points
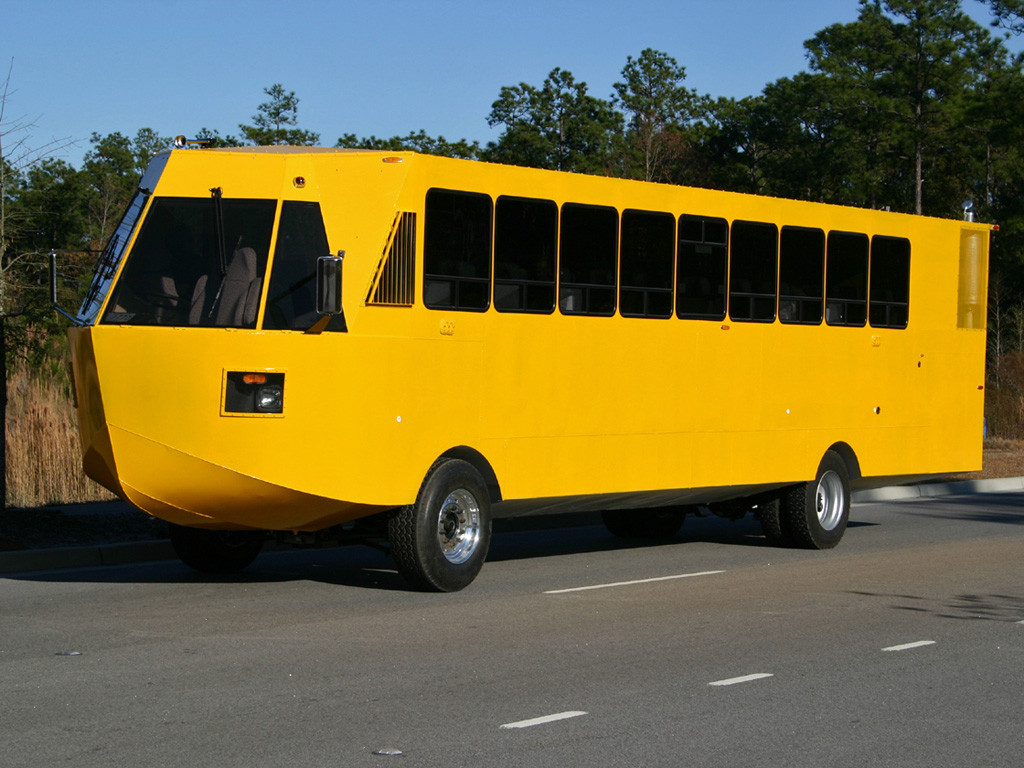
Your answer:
(69, 325), (389, 531)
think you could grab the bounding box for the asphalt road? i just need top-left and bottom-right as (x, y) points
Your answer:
(2, 493), (1023, 768)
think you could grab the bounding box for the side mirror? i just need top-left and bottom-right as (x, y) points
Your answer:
(316, 251), (344, 315)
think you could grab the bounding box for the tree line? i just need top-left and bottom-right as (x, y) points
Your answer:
(2, 0), (1024, 508)
(5, 0), (1024, 365)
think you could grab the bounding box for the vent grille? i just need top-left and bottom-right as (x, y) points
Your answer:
(367, 211), (416, 306)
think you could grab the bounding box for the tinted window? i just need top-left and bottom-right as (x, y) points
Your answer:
(779, 226), (824, 325)
(729, 221), (778, 322)
(423, 188), (492, 311)
(559, 204), (618, 316)
(870, 235), (910, 329)
(264, 201), (345, 331)
(676, 215), (728, 320)
(619, 210), (674, 319)
(826, 231), (868, 326)
(102, 196), (276, 328)
(494, 196), (557, 313)
(79, 190), (148, 324)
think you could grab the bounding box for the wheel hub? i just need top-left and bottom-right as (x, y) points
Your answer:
(815, 470), (845, 531)
(436, 489), (482, 564)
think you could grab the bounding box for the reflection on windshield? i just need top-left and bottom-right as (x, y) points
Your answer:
(102, 197), (276, 328)
(78, 191), (149, 324)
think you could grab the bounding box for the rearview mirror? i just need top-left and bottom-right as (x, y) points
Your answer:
(316, 252), (344, 315)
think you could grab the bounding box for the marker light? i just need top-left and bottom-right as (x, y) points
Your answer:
(382, 156), (404, 164)
(293, 176), (306, 188)
(225, 371), (285, 414)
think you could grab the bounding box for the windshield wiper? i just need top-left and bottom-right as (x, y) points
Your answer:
(210, 186), (227, 277)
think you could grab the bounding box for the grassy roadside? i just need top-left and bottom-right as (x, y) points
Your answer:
(953, 438), (1024, 481)
(5, 368), (115, 509)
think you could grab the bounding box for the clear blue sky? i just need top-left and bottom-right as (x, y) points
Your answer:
(1, 0), (1004, 167)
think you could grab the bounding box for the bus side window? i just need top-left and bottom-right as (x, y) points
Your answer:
(423, 188), (492, 312)
(494, 196), (557, 314)
(779, 226), (825, 325)
(620, 210), (674, 319)
(729, 221), (778, 323)
(869, 235), (910, 329)
(677, 215), (728, 321)
(559, 203), (618, 316)
(826, 231), (869, 327)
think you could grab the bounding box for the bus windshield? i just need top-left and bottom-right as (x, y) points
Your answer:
(77, 190), (149, 325)
(101, 196), (276, 328)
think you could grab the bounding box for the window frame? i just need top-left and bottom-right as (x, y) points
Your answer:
(825, 230), (869, 328)
(619, 208), (675, 320)
(422, 187), (493, 313)
(676, 214), (729, 322)
(558, 202), (619, 317)
(869, 235), (911, 329)
(728, 220), (779, 324)
(778, 225), (825, 326)
(493, 195), (558, 315)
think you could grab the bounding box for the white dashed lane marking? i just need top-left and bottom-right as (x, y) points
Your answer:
(544, 570), (725, 594)
(500, 711), (588, 729)
(882, 640), (937, 652)
(708, 673), (774, 687)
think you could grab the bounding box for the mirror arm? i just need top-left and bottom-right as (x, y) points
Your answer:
(50, 250), (82, 324)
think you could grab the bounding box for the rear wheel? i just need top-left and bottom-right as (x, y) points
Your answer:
(778, 450), (851, 549)
(602, 507), (687, 540)
(169, 524), (264, 573)
(757, 497), (797, 546)
(388, 459), (492, 592)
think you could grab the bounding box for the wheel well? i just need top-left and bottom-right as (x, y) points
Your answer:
(826, 442), (861, 481)
(439, 446), (502, 503)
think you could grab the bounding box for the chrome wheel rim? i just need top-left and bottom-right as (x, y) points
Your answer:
(436, 489), (482, 564)
(816, 470), (845, 531)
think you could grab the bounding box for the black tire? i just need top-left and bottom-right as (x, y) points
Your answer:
(388, 459), (492, 592)
(168, 524), (264, 573)
(778, 450), (851, 549)
(757, 496), (798, 547)
(602, 507), (686, 540)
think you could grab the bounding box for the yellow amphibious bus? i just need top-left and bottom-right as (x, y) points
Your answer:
(57, 145), (991, 591)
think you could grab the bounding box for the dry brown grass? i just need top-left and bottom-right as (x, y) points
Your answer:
(5, 369), (115, 508)
(971, 438), (1024, 480)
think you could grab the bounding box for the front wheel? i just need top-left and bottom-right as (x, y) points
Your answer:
(169, 524), (264, 573)
(388, 459), (492, 592)
(778, 450), (851, 549)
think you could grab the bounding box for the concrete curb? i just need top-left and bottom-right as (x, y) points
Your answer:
(852, 475), (1024, 502)
(3, 476), (1022, 576)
